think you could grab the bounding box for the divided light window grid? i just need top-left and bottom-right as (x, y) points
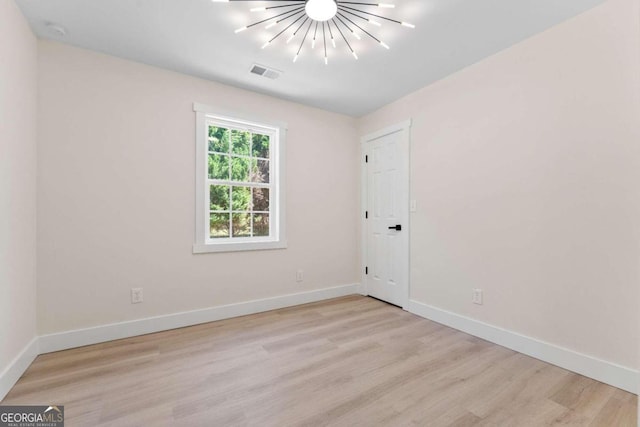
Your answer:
(207, 120), (273, 240)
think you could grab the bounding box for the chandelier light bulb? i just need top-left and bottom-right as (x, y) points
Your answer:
(305, 0), (337, 22)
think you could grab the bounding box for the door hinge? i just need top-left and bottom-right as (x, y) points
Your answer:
(365, 155), (368, 163)
(365, 266), (368, 275)
(365, 210), (368, 219)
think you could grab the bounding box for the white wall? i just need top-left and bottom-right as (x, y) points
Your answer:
(359, 0), (640, 370)
(0, 0), (38, 377)
(37, 41), (359, 334)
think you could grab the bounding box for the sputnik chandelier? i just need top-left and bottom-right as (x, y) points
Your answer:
(212, 0), (415, 64)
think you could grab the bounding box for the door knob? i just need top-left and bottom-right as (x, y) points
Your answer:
(388, 224), (402, 231)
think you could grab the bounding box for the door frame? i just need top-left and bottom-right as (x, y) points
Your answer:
(360, 119), (412, 309)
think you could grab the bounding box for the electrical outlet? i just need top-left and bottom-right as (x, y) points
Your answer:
(472, 288), (483, 305)
(296, 270), (304, 282)
(131, 288), (143, 304)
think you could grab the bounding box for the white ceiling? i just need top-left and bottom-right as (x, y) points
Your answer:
(17, 0), (603, 116)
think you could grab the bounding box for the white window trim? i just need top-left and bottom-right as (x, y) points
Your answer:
(192, 102), (287, 253)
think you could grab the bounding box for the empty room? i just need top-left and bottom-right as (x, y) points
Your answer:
(1, 0), (639, 425)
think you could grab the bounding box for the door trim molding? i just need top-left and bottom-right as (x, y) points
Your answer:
(360, 119), (412, 309)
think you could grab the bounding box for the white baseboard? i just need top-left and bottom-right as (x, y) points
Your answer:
(407, 299), (638, 394)
(2, 285), (358, 401)
(5, 289), (635, 402)
(0, 337), (39, 401)
(39, 284), (360, 354)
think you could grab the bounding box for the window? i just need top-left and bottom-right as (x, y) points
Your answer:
(193, 103), (286, 253)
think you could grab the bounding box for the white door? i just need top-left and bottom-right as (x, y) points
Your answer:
(362, 121), (410, 307)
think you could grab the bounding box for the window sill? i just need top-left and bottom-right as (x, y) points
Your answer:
(193, 240), (287, 254)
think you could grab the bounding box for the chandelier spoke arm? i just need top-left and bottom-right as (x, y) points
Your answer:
(331, 18), (357, 58)
(337, 7), (381, 26)
(338, 5), (401, 25)
(254, 3), (307, 12)
(274, 9), (306, 26)
(323, 22), (328, 63)
(337, 12), (380, 43)
(294, 19), (314, 62)
(326, 20), (336, 47)
(289, 16), (309, 42)
(312, 21), (319, 48)
(269, 13), (307, 44)
(336, 2), (394, 7)
(243, 6), (305, 30)
(334, 14), (360, 40)
(215, 0), (305, 2)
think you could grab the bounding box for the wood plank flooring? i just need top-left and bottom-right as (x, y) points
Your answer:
(2, 296), (636, 426)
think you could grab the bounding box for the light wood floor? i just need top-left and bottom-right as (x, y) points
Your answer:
(2, 296), (636, 426)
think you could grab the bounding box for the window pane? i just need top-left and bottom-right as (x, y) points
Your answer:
(250, 159), (269, 183)
(232, 213), (251, 237)
(208, 126), (229, 153)
(252, 187), (269, 212)
(210, 213), (230, 238)
(253, 214), (269, 237)
(232, 186), (251, 211)
(231, 157), (250, 182)
(208, 154), (229, 180)
(231, 129), (250, 156)
(210, 185), (230, 211)
(252, 133), (270, 158)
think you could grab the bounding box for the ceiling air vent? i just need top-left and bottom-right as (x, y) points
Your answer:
(250, 64), (282, 80)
